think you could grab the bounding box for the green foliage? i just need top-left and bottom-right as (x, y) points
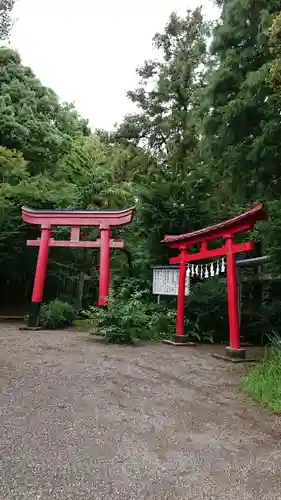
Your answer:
(39, 299), (76, 329)
(83, 282), (180, 344)
(243, 331), (281, 412)
(0, 145), (28, 183)
(266, 330), (281, 351)
(115, 8), (211, 160)
(56, 135), (136, 210)
(268, 12), (281, 93)
(0, 51), (92, 310)
(188, 281), (227, 343)
(110, 8), (214, 284)
(0, 0), (16, 40)
(148, 306), (177, 339)
(0, 48), (89, 175)
(201, 0), (281, 214)
(84, 289), (152, 344)
(83, 276), (220, 345)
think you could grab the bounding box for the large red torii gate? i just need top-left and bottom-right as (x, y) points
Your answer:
(162, 204), (266, 359)
(22, 206), (135, 328)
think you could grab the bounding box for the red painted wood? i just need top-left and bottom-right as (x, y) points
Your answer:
(71, 227), (80, 241)
(31, 227), (51, 303)
(176, 259), (186, 336)
(167, 222), (254, 247)
(27, 239), (124, 249)
(226, 238), (240, 350)
(163, 204), (266, 353)
(23, 207), (135, 310)
(22, 206), (136, 227)
(98, 228), (111, 305)
(163, 203), (265, 246)
(169, 241), (254, 264)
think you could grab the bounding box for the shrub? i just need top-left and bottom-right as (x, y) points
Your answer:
(83, 281), (182, 344)
(147, 306), (204, 341)
(148, 307), (176, 339)
(83, 278), (219, 344)
(83, 289), (152, 344)
(243, 331), (281, 412)
(39, 299), (77, 329)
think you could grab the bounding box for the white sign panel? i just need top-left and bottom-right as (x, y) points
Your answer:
(152, 268), (190, 296)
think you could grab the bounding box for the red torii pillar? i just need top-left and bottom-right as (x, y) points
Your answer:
(21, 206), (135, 328)
(162, 204), (266, 359)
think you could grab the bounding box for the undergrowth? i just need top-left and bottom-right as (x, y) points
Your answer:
(83, 279), (214, 345)
(243, 331), (281, 412)
(40, 299), (77, 329)
(83, 286), (176, 344)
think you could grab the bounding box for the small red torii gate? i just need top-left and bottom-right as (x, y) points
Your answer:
(22, 206), (135, 328)
(162, 204), (266, 359)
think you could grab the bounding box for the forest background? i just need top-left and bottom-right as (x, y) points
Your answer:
(1, 0), (281, 343)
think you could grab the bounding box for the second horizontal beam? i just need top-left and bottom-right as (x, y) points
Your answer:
(27, 239), (124, 249)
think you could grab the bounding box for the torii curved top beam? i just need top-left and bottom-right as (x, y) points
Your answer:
(21, 206), (136, 227)
(162, 203), (265, 247)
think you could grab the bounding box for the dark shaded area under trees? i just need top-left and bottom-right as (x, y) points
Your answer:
(1, 1), (281, 342)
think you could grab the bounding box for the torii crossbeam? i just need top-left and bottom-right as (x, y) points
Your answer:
(22, 206), (135, 328)
(162, 204), (266, 359)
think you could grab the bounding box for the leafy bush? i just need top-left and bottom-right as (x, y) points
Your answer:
(148, 307), (177, 339)
(83, 282), (180, 344)
(243, 331), (281, 412)
(39, 299), (77, 329)
(148, 306), (211, 342)
(83, 277), (221, 344)
(83, 289), (152, 344)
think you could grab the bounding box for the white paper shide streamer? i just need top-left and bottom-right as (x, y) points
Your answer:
(187, 257), (226, 280)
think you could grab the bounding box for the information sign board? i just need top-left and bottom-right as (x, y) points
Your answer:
(152, 267), (190, 296)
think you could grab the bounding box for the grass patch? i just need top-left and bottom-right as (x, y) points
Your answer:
(74, 318), (105, 335)
(74, 319), (89, 330)
(243, 352), (281, 412)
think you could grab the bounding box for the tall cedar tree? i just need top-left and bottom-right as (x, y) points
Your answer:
(268, 11), (281, 93)
(203, 0), (281, 206)
(114, 9), (213, 275)
(116, 8), (211, 165)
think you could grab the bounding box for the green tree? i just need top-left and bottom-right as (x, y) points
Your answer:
(0, 0), (16, 40)
(116, 8), (211, 164)
(0, 145), (79, 309)
(43, 135), (146, 304)
(202, 0), (281, 202)
(0, 48), (90, 175)
(198, 0), (281, 272)
(113, 8), (213, 282)
(56, 135), (137, 209)
(268, 12), (281, 93)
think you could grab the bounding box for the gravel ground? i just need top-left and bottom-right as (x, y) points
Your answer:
(0, 324), (280, 500)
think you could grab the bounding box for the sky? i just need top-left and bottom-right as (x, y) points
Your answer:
(10, 0), (219, 131)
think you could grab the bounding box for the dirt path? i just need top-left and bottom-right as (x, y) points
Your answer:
(0, 324), (280, 500)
